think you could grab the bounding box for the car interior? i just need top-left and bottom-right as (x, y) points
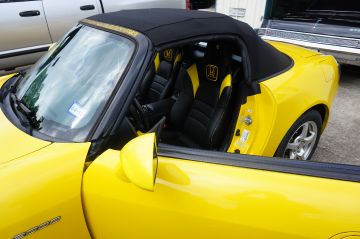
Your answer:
(112, 39), (246, 152)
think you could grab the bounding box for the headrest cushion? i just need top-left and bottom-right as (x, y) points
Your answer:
(157, 61), (172, 79)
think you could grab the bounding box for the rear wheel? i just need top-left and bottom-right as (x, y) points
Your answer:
(275, 110), (322, 161)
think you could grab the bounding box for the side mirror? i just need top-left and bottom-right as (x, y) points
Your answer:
(120, 133), (158, 191)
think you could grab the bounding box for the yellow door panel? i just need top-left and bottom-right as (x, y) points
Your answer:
(83, 149), (360, 239)
(0, 143), (91, 239)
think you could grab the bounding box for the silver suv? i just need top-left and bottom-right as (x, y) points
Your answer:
(258, 0), (360, 66)
(0, 0), (185, 74)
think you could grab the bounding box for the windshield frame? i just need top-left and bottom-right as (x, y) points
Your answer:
(2, 24), (139, 143)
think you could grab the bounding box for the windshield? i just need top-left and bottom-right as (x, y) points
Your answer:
(14, 25), (135, 142)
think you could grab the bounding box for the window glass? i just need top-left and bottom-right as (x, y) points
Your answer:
(15, 25), (135, 141)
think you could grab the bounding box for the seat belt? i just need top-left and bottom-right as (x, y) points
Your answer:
(172, 61), (189, 100)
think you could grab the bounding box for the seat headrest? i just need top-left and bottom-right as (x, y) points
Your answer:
(157, 61), (172, 79)
(199, 42), (232, 83)
(160, 48), (179, 64)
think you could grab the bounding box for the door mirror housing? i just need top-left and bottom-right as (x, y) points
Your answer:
(120, 133), (158, 191)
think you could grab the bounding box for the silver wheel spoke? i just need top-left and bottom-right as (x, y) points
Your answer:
(297, 155), (305, 160)
(286, 142), (299, 151)
(300, 123), (309, 139)
(304, 132), (316, 145)
(298, 150), (305, 158)
(289, 151), (296, 159)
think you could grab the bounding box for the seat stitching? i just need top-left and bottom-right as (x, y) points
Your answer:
(186, 116), (208, 130)
(149, 87), (162, 95)
(152, 80), (166, 87)
(193, 99), (213, 113)
(191, 107), (211, 120)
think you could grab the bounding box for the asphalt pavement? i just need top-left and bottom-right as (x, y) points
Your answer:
(313, 65), (360, 166)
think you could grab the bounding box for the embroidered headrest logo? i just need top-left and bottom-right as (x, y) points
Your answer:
(163, 49), (173, 61)
(206, 64), (218, 81)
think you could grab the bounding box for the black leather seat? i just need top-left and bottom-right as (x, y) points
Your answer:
(162, 42), (233, 149)
(139, 48), (182, 104)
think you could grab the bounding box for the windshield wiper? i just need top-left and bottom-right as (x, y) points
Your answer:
(10, 92), (41, 134)
(0, 72), (24, 103)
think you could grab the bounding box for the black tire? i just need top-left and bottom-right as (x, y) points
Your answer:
(275, 110), (323, 160)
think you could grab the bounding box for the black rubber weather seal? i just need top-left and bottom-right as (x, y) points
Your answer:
(158, 143), (360, 182)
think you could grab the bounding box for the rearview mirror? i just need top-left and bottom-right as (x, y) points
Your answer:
(120, 133), (158, 191)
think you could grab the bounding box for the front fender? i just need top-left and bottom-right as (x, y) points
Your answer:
(0, 143), (92, 239)
(0, 73), (16, 88)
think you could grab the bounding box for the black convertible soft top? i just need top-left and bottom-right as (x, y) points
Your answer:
(86, 9), (292, 81)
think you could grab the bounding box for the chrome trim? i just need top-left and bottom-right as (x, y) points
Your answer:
(259, 28), (360, 49)
(0, 44), (51, 58)
(261, 35), (360, 55)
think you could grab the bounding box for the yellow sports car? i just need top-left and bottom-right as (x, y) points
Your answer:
(1, 9), (359, 239)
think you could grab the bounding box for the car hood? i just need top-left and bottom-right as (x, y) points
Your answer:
(0, 102), (52, 165)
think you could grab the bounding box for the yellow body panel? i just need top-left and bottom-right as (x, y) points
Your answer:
(0, 73), (15, 87)
(0, 102), (51, 164)
(0, 38), (342, 238)
(121, 133), (157, 191)
(83, 149), (360, 239)
(1, 73), (92, 238)
(0, 142), (91, 239)
(229, 41), (339, 156)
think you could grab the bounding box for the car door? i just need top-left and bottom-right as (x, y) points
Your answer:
(0, 0), (52, 70)
(82, 134), (360, 239)
(42, 0), (101, 41)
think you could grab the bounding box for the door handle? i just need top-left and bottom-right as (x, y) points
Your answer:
(80, 5), (95, 11)
(19, 10), (40, 17)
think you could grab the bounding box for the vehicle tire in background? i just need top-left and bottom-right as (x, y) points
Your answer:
(275, 110), (322, 161)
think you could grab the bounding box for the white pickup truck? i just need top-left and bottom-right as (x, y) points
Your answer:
(0, 0), (186, 73)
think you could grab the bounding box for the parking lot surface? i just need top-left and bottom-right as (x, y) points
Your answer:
(313, 66), (360, 166)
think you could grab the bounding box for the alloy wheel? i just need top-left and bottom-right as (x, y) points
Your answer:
(284, 121), (318, 160)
